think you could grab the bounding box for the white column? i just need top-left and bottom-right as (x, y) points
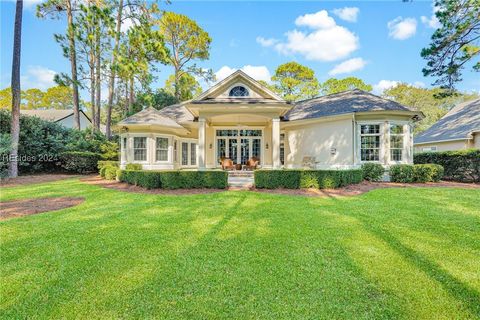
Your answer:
(197, 118), (206, 170)
(272, 118), (281, 169)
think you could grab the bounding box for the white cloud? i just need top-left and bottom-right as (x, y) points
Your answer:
(328, 57), (367, 75)
(373, 80), (399, 94)
(215, 65), (271, 83)
(256, 36), (278, 47)
(257, 10), (359, 62)
(420, 15), (441, 29)
(21, 65), (56, 90)
(332, 7), (359, 23)
(373, 79), (426, 94)
(388, 17), (417, 40)
(295, 10), (336, 29)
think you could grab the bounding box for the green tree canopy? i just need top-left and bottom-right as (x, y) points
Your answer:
(319, 77), (373, 95)
(383, 83), (478, 133)
(0, 88), (13, 110)
(165, 73), (202, 101)
(421, 0), (480, 93)
(271, 62), (319, 102)
(42, 86), (74, 109)
(23, 89), (45, 110)
(157, 11), (213, 99)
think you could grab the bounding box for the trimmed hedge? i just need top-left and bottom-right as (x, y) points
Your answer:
(390, 164), (444, 183)
(98, 160), (119, 171)
(414, 149), (480, 182)
(125, 163), (142, 170)
(117, 170), (228, 189)
(60, 151), (101, 174)
(361, 163), (384, 182)
(254, 169), (363, 189)
(98, 160), (119, 179)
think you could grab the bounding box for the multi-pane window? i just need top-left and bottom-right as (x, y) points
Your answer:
(190, 143), (197, 165)
(182, 142), (188, 165)
(122, 137), (127, 150)
(156, 137), (168, 161)
(174, 141), (178, 162)
(360, 125), (380, 161)
(390, 124), (404, 161)
(133, 137), (147, 161)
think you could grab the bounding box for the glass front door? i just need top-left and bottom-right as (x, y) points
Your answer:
(216, 129), (262, 166)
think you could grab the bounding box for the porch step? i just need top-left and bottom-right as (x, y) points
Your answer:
(227, 171), (254, 177)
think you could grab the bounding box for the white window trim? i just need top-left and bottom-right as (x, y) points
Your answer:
(357, 121), (384, 164)
(154, 135), (171, 163)
(179, 138), (198, 168)
(226, 82), (250, 98)
(131, 135), (149, 164)
(388, 121), (410, 164)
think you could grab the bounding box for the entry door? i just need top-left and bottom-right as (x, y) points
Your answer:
(240, 139), (250, 164)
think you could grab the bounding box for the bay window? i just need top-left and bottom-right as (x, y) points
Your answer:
(360, 124), (380, 161)
(133, 137), (147, 161)
(156, 137), (168, 162)
(390, 124), (404, 162)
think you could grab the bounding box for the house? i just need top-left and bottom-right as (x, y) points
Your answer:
(118, 70), (422, 170)
(20, 109), (93, 130)
(414, 99), (480, 152)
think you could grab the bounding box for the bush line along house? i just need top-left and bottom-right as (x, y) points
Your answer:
(118, 71), (423, 170)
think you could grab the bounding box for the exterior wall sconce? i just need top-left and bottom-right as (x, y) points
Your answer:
(330, 147), (336, 155)
(265, 143), (269, 149)
(209, 143), (213, 149)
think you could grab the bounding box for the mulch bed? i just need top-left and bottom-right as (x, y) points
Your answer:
(80, 176), (227, 195)
(0, 174), (80, 187)
(253, 181), (480, 197)
(0, 197), (85, 220)
(82, 176), (479, 198)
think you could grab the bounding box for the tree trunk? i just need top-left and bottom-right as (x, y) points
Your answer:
(95, 26), (101, 131)
(90, 51), (96, 129)
(8, 0), (23, 178)
(174, 66), (180, 100)
(106, 0), (123, 138)
(128, 77), (134, 114)
(66, 0), (81, 129)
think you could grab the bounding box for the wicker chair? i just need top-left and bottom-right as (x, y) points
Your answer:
(244, 157), (259, 171)
(221, 158), (235, 170)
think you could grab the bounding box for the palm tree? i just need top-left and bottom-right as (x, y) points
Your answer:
(8, 0), (23, 178)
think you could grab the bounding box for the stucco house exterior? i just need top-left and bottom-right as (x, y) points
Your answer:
(118, 70), (422, 170)
(414, 98), (480, 152)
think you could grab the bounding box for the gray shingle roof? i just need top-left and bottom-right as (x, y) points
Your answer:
(414, 98), (480, 144)
(20, 109), (78, 122)
(284, 89), (413, 121)
(118, 107), (185, 129)
(157, 103), (194, 123)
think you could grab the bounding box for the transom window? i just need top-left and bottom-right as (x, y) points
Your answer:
(133, 137), (147, 161)
(390, 124), (404, 161)
(216, 129), (262, 137)
(156, 137), (168, 162)
(229, 86), (249, 97)
(360, 124), (380, 162)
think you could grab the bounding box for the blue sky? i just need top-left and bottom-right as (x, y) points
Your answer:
(1, 0), (479, 98)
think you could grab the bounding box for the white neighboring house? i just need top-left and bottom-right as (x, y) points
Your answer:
(20, 109), (94, 130)
(117, 70), (423, 170)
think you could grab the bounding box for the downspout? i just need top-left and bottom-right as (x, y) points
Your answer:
(352, 113), (356, 168)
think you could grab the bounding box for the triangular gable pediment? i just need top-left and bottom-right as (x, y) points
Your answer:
(194, 70), (285, 102)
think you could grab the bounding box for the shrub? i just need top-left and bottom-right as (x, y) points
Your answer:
(117, 170), (228, 189)
(0, 133), (11, 178)
(413, 164), (444, 182)
(104, 166), (118, 180)
(125, 163), (142, 170)
(389, 164), (415, 183)
(414, 149), (479, 182)
(98, 160), (119, 171)
(59, 151), (101, 174)
(361, 163), (384, 182)
(254, 169), (363, 189)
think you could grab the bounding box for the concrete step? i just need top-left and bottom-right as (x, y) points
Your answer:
(228, 171), (254, 177)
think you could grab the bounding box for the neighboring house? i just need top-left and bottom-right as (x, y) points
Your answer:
(414, 99), (480, 152)
(20, 109), (92, 130)
(118, 70), (422, 170)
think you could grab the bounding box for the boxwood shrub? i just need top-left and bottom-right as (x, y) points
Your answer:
(254, 169), (363, 189)
(390, 164), (444, 183)
(104, 166), (118, 180)
(117, 170), (228, 189)
(414, 149), (479, 182)
(125, 163), (143, 170)
(97, 160), (119, 171)
(60, 151), (101, 174)
(361, 163), (384, 182)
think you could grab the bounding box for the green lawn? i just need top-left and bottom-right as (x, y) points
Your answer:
(1, 179), (479, 319)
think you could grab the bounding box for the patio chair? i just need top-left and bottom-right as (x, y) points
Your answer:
(221, 158), (236, 170)
(244, 157), (259, 171)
